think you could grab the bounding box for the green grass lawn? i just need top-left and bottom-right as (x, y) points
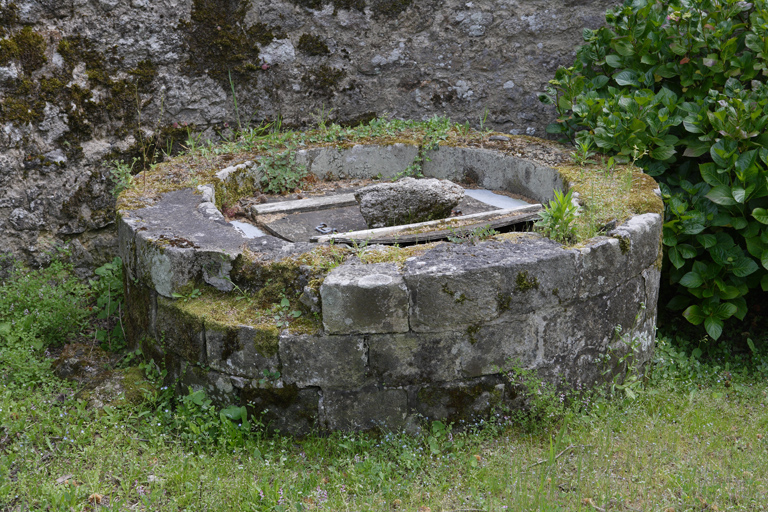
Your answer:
(2, 260), (768, 512)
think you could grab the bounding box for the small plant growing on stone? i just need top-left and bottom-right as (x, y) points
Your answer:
(272, 297), (302, 328)
(535, 189), (580, 244)
(258, 369), (281, 387)
(108, 158), (136, 197)
(259, 146), (308, 194)
(171, 288), (202, 302)
(570, 137), (597, 166)
(447, 224), (499, 245)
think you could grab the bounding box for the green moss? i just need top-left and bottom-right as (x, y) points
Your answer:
(617, 235), (631, 255)
(298, 34), (330, 56)
(182, 0), (277, 86)
(371, 0), (412, 17)
(301, 65), (345, 97)
(466, 323), (481, 344)
(121, 367), (159, 405)
(128, 59), (157, 92)
(0, 3), (19, 37)
(515, 271), (539, 293)
(289, 0), (365, 12)
(0, 37), (19, 66)
(0, 92), (44, 124)
(497, 292), (511, 312)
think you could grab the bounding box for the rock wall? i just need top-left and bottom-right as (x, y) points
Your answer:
(0, 0), (616, 269)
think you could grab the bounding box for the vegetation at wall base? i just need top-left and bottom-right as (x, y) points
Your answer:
(1, 252), (767, 511)
(541, 0), (768, 342)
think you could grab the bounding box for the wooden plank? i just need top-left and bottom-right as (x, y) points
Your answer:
(311, 204), (542, 244)
(251, 193), (358, 216)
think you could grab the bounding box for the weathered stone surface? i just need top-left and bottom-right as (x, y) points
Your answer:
(355, 177), (464, 228)
(322, 387), (408, 431)
(408, 375), (514, 424)
(2, 0), (616, 266)
(607, 214), (663, 278)
(117, 142), (662, 434)
(297, 144), (420, 181)
(320, 262), (409, 334)
(205, 324), (280, 380)
(422, 146), (566, 204)
(279, 333), (369, 388)
(243, 386), (320, 436)
(155, 298), (205, 364)
(368, 332), (467, 386)
(405, 249), (503, 332)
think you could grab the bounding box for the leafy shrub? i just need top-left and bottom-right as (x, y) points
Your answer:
(541, 0), (768, 340)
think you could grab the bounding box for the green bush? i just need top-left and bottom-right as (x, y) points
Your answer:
(541, 0), (768, 340)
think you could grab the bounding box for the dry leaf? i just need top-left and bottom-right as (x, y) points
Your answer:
(474, 454), (482, 462)
(418, 507), (431, 512)
(55, 474), (74, 485)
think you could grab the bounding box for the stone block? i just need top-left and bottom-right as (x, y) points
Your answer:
(608, 213), (662, 277)
(494, 245), (579, 317)
(459, 316), (539, 378)
(405, 260), (502, 332)
(155, 297), (205, 364)
(123, 278), (156, 348)
(408, 375), (513, 424)
(368, 332), (467, 386)
(320, 263), (409, 334)
(299, 144), (419, 180)
(205, 323), (280, 379)
(279, 333), (369, 388)
(242, 385), (320, 436)
(574, 236), (629, 299)
(322, 387), (408, 431)
(355, 177), (464, 228)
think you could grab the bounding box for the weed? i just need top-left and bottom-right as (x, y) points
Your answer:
(89, 257), (126, 352)
(228, 70), (243, 133)
(570, 137), (597, 166)
(447, 224), (499, 245)
(535, 188), (579, 244)
(108, 158), (136, 197)
(271, 297), (302, 328)
(171, 288), (202, 302)
(259, 143), (308, 195)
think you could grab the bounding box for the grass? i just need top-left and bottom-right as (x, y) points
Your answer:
(2, 256), (768, 511)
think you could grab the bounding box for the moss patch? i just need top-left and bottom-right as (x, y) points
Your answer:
(557, 163), (663, 243)
(617, 235), (631, 255)
(297, 34), (330, 56)
(288, 0), (365, 12)
(301, 65), (345, 97)
(371, 0), (412, 17)
(0, 3), (19, 37)
(515, 271), (539, 293)
(14, 26), (47, 73)
(182, 0), (280, 86)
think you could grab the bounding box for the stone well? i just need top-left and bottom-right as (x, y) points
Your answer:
(118, 138), (662, 434)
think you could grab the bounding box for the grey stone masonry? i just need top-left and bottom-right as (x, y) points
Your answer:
(320, 263), (410, 334)
(119, 142), (662, 433)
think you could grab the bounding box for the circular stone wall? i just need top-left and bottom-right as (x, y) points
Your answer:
(118, 139), (662, 434)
